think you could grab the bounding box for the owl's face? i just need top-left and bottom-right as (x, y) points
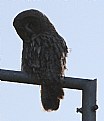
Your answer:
(13, 9), (51, 42)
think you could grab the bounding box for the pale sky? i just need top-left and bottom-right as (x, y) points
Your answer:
(0, 0), (104, 121)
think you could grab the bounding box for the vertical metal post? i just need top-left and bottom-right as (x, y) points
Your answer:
(82, 79), (97, 121)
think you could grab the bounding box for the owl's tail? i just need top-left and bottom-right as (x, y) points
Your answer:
(41, 82), (64, 111)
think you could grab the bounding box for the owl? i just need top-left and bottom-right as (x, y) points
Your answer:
(13, 9), (68, 111)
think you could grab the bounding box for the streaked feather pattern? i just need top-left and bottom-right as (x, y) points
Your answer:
(13, 9), (68, 111)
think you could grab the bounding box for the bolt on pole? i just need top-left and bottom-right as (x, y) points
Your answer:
(0, 69), (98, 121)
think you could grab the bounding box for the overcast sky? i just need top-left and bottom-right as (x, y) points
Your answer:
(0, 0), (104, 121)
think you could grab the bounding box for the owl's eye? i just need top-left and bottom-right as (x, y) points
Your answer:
(25, 23), (34, 33)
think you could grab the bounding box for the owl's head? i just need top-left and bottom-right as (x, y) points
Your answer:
(13, 9), (55, 42)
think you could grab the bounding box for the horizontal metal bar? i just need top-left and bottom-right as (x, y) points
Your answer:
(0, 69), (95, 90)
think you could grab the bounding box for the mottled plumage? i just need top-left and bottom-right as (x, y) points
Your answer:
(13, 9), (68, 111)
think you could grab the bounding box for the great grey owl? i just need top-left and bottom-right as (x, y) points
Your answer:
(13, 9), (68, 111)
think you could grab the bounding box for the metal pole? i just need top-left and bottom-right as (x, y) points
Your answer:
(0, 69), (98, 121)
(82, 79), (97, 121)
